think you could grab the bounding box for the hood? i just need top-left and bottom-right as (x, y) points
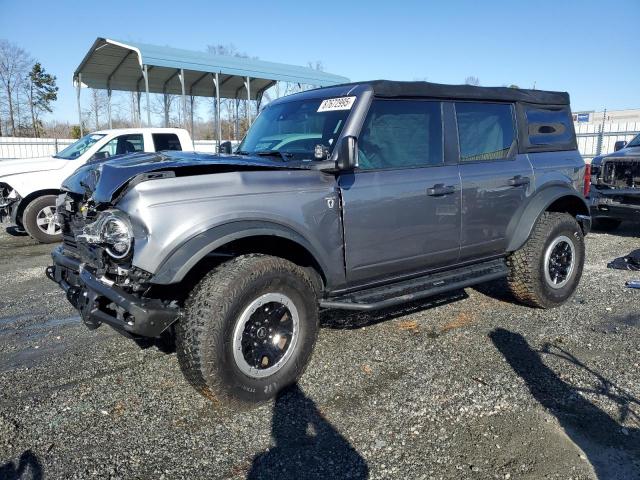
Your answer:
(592, 146), (640, 166)
(0, 156), (69, 178)
(62, 150), (312, 204)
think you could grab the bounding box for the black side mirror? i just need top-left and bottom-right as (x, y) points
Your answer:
(219, 141), (232, 154)
(336, 135), (358, 170)
(614, 140), (627, 152)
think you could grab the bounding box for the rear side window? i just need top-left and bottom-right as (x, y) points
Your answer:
(455, 103), (515, 162)
(524, 105), (573, 148)
(358, 99), (443, 170)
(153, 133), (182, 151)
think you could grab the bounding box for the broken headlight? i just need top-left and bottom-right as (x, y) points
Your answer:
(78, 210), (133, 260)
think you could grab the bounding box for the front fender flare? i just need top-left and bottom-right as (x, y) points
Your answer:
(150, 220), (330, 285)
(506, 185), (589, 252)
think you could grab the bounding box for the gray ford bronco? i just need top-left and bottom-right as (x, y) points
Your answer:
(48, 80), (590, 406)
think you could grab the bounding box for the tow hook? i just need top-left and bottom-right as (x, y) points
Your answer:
(45, 265), (56, 282)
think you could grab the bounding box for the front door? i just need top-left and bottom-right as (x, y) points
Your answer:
(339, 99), (461, 285)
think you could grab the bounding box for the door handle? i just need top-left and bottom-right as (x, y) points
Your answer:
(427, 184), (456, 196)
(508, 175), (530, 187)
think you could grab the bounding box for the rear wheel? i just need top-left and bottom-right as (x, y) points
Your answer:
(593, 218), (621, 232)
(507, 212), (585, 308)
(175, 254), (319, 408)
(22, 195), (62, 243)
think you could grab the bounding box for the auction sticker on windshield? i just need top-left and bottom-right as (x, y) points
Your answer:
(317, 96), (356, 112)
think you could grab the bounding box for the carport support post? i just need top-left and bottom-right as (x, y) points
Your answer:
(214, 72), (221, 150)
(76, 73), (83, 136)
(143, 65), (151, 127)
(245, 76), (251, 125)
(179, 69), (187, 130)
(107, 87), (112, 129)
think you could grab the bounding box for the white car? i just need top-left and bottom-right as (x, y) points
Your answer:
(0, 128), (193, 243)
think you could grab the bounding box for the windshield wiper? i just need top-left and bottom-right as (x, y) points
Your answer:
(254, 150), (293, 162)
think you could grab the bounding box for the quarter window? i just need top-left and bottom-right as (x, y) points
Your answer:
(358, 100), (443, 170)
(524, 106), (573, 147)
(455, 103), (515, 162)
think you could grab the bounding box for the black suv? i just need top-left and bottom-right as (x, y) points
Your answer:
(589, 133), (640, 230)
(48, 81), (590, 407)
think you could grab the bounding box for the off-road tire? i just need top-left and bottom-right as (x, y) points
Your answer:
(22, 195), (62, 243)
(592, 218), (621, 232)
(175, 254), (319, 408)
(507, 212), (585, 308)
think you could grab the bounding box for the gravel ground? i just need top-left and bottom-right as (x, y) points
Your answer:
(0, 223), (639, 479)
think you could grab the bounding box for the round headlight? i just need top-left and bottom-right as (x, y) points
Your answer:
(101, 216), (132, 259)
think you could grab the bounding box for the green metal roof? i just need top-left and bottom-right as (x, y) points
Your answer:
(74, 38), (349, 100)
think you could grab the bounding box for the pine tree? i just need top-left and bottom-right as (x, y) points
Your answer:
(27, 62), (58, 137)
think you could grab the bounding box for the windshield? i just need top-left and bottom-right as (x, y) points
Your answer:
(237, 98), (353, 160)
(627, 133), (640, 148)
(55, 133), (106, 160)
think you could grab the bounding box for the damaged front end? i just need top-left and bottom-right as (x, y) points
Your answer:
(46, 191), (180, 338)
(590, 153), (640, 222)
(0, 182), (21, 224)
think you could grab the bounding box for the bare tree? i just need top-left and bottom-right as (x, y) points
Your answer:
(0, 39), (32, 135)
(464, 76), (480, 86)
(83, 88), (108, 130)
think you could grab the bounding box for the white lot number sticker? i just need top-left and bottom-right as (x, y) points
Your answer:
(317, 96), (356, 112)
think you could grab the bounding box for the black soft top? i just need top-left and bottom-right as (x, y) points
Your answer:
(344, 80), (570, 106)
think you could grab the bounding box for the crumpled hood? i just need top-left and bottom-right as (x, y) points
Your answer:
(62, 150), (309, 204)
(0, 156), (68, 178)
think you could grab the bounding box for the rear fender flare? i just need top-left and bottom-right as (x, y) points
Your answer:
(506, 185), (589, 252)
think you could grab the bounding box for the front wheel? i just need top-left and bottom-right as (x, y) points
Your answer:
(22, 195), (62, 243)
(175, 254), (319, 408)
(507, 212), (585, 308)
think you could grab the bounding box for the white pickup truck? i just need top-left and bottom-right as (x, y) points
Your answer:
(0, 128), (193, 243)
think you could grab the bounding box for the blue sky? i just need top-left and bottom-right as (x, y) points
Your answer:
(1, 0), (638, 123)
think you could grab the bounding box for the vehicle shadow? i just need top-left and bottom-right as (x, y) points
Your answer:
(247, 384), (369, 480)
(490, 328), (640, 479)
(320, 290), (468, 330)
(594, 222), (640, 238)
(0, 450), (43, 480)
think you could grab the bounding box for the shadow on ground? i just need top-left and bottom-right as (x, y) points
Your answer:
(247, 384), (369, 479)
(490, 328), (640, 479)
(0, 450), (43, 480)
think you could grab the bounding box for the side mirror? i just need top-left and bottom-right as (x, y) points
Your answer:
(218, 141), (232, 154)
(336, 136), (358, 170)
(90, 151), (108, 161)
(614, 140), (627, 152)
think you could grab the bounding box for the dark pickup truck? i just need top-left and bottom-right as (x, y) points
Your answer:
(48, 80), (590, 407)
(589, 133), (640, 230)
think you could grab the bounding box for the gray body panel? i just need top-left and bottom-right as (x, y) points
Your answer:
(117, 169), (346, 288)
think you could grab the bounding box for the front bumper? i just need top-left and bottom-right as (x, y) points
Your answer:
(589, 189), (640, 223)
(47, 246), (179, 337)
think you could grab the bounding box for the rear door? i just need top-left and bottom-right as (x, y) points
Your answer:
(339, 99), (461, 284)
(455, 102), (533, 260)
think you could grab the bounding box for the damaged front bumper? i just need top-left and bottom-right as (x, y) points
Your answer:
(47, 246), (180, 337)
(589, 188), (640, 222)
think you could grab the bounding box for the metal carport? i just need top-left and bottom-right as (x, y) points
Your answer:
(73, 37), (349, 145)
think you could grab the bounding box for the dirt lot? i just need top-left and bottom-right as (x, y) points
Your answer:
(1, 224), (639, 480)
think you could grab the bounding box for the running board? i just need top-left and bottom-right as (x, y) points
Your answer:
(320, 258), (508, 311)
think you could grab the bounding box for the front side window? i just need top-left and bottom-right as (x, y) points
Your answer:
(455, 103), (515, 162)
(237, 98), (351, 160)
(94, 134), (144, 160)
(357, 99), (443, 170)
(55, 133), (106, 160)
